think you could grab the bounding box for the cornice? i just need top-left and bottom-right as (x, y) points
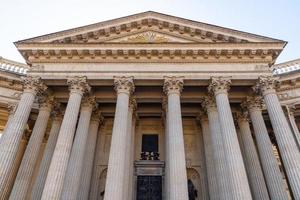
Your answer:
(17, 42), (283, 64)
(15, 11), (283, 44)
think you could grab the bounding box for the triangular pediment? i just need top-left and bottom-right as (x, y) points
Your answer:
(15, 11), (284, 45)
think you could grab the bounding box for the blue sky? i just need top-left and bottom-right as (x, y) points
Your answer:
(1, 0), (299, 64)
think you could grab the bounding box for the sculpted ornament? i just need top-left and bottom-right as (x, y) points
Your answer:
(38, 93), (55, 110)
(129, 97), (137, 111)
(113, 76), (135, 94)
(22, 76), (47, 95)
(235, 110), (250, 123)
(91, 109), (104, 124)
(51, 102), (64, 120)
(201, 96), (217, 112)
(7, 103), (17, 115)
(81, 95), (97, 109)
(242, 96), (263, 112)
(208, 76), (231, 95)
(163, 76), (184, 95)
(253, 76), (280, 96)
(67, 76), (91, 95)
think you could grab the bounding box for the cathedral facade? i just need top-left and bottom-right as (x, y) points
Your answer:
(0, 11), (299, 200)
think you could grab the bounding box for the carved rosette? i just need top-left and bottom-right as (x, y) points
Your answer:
(253, 76), (280, 96)
(113, 76), (135, 95)
(201, 96), (217, 112)
(81, 95), (97, 110)
(22, 76), (47, 96)
(242, 96), (264, 112)
(208, 76), (231, 96)
(163, 76), (184, 95)
(67, 76), (91, 95)
(7, 103), (17, 115)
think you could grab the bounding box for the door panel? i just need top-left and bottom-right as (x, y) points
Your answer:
(136, 176), (162, 200)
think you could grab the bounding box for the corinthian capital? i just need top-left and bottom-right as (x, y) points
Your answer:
(201, 96), (217, 112)
(242, 96), (263, 112)
(7, 103), (17, 115)
(91, 109), (104, 124)
(208, 76), (231, 95)
(22, 76), (47, 95)
(81, 95), (97, 109)
(114, 76), (135, 95)
(38, 93), (55, 111)
(129, 97), (137, 111)
(235, 110), (250, 123)
(67, 76), (91, 95)
(253, 76), (280, 96)
(51, 102), (64, 121)
(163, 76), (184, 95)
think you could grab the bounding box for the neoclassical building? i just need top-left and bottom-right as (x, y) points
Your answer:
(0, 11), (299, 200)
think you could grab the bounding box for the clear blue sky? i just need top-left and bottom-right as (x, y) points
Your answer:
(1, 0), (299, 64)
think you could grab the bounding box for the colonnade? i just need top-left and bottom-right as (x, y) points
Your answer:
(0, 75), (299, 200)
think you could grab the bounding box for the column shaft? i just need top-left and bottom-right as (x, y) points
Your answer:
(61, 97), (95, 199)
(209, 77), (252, 200)
(205, 104), (232, 199)
(264, 92), (300, 198)
(77, 111), (102, 200)
(41, 76), (89, 200)
(0, 76), (45, 195)
(89, 127), (105, 200)
(30, 112), (63, 200)
(237, 113), (270, 200)
(1, 138), (27, 199)
(125, 100), (136, 200)
(9, 101), (52, 200)
(196, 119), (209, 200)
(248, 106), (288, 200)
(164, 76), (188, 200)
(200, 117), (219, 200)
(104, 76), (134, 200)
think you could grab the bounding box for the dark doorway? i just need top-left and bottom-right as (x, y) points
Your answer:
(136, 176), (162, 200)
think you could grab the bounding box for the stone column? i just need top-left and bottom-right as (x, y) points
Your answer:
(286, 105), (300, 148)
(201, 96), (231, 200)
(0, 76), (46, 195)
(198, 113), (219, 200)
(30, 104), (63, 200)
(195, 114), (209, 200)
(162, 97), (170, 200)
(244, 96), (289, 199)
(236, 111), (270, 200)
(77, 110), (103, 200)
(104, 76), (134, 200)
(163, 76), (189, 200)
(89, 123), (106, 200)
(126, 99), (137, 200)
(254, 76), (300, 198)
(1, 133), (28, 200)
(9, 94), (54, 200)
(41, 76), (90, 200)
(61, 95), (97, 199)
(208, 77), (252, 200)
(2, 103), (17, 136)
